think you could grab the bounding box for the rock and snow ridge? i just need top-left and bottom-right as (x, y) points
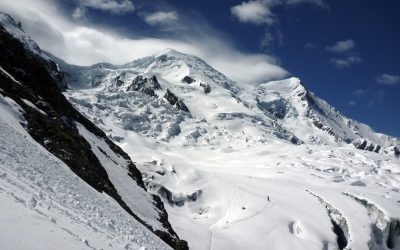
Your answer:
(0, 12), (187, 250)
(1, 11), (400, 250)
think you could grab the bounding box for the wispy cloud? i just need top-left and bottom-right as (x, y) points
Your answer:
(367, 90), (385, 107)
(375, 74), (400, 86)
(72, 7), (86, 20)
(330, 55), (362, 68)
(0, 0), (288, 85)
(74, 0), (134, 14)
(143, 11), (179, 26)
(326, 39), (355, 53)
(304, 42), (316, 49)
(260, 29), (283, 51)
(352, 88), (368, 98)
(347, 100), (357, 106)
(351, 88), (385, 107)
(326, 39), (362, 68)
(286, 0), (328, 8)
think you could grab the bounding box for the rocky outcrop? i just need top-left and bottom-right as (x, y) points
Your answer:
(200, 82), (211, 94)
(353, 138), (381, 153)
(164, 89), (190, 113)
(0, 21), (187, 250)
(181, 75), (195, 84)
(127, 75), (161, 97)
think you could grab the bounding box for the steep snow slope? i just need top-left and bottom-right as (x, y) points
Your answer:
(56, 47), (400, 250)
(0, 93), (171, 250)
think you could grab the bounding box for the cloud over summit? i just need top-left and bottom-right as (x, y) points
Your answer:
(0, 0), (288, 85)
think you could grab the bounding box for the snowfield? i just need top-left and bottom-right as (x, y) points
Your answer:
(60, 49), (400, 249)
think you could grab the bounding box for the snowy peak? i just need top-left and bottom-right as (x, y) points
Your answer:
(258, 77), (399, 153)
(154, 48), (187, 58)
(261, 77), (305, 93)
(44, 41), (398, 155)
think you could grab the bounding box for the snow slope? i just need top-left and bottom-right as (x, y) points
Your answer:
(0, 93), (171, 250)
(57, 48), (400, 250)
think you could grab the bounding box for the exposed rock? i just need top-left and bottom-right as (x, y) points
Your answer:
(200, 82), (211, 94)
(127, 75), (161, 97)
(164, 89), (190, 113)
(154, 185), (202, 207)
(353, 138), (382, 153)
(181, 75), (195, 84)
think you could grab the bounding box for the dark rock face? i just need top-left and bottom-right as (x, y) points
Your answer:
(200, 82), (211, 94)
(150, 183), (202, 207)
(127, 75), (161, 97)
(45, 59), (68, 90)
(164, 89), (190, 113)
(353, 138), (381, 153)
(181, 75), (195, 84)
(0, 24), (187, 250)
(395, 147), (400, 157)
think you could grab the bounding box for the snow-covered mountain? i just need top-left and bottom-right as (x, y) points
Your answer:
(1, 11), (400, 250)
(51, 44), (400, 250)
(52, 47), (399, 156)
(257, 78), (399, 153)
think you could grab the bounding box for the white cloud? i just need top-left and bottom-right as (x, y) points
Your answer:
(260, 30), (283, 50)
(375, 74), (400, 86)
(231, 1), (276, 25)
(75, 0), (134, 14)
(144, 11), (179, 26)
(0, 0), (287, 85)
(330, 55), (362, 68)
(231, 0), (327, 25)
(326, 39), (355, 53)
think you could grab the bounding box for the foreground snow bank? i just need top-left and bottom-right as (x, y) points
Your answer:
(0, 96), (171, 250)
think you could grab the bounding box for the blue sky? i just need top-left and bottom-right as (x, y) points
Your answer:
(1, 0), (399, 136)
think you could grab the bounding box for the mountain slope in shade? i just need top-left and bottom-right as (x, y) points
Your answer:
(0, 12), (187, 250)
